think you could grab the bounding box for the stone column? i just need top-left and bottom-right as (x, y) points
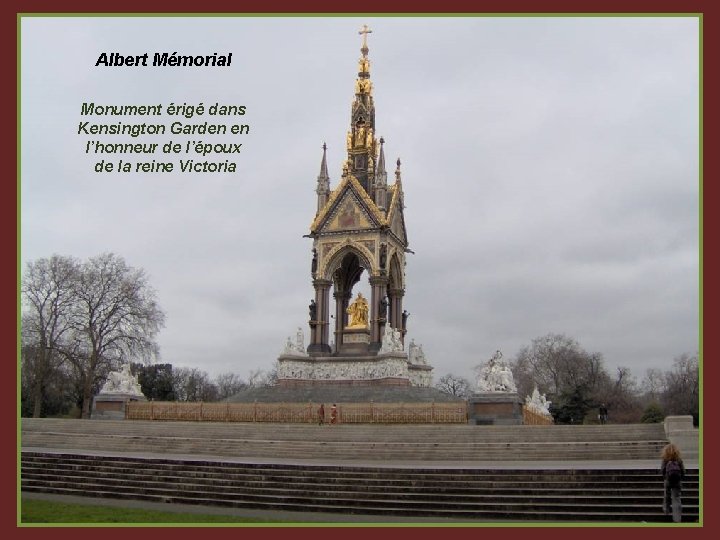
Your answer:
(388, 287), (405, 345)
(333, 289), (351, 352)
(369, 275), (389, 353)
(308, 279), (332, 355)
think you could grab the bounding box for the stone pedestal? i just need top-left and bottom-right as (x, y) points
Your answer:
(664, 415), (699, 459)
(339, 327), (370, 355)
(468, 392), (523, 425)
(91, 393), (146, 420)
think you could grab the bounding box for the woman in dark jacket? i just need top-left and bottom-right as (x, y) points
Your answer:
(660, 443), (686, 523)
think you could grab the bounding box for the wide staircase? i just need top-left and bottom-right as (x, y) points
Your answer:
(21, 419), (700, 522)
(22, 418), (669, 461)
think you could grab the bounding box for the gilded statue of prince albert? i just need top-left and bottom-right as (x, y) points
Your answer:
(346, 293), (369, 328)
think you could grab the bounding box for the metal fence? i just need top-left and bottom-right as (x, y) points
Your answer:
(126, 400), (468, 424)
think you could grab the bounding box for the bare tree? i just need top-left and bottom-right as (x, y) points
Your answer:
(21, 255), (80, 417)
(172, 367), (218, 402)
(247, 369), (269, 388)
(214, 372), (247, 400)
(63, 253), (165, 417)
(662, 353), (699, 425)
(435, 374), (472, 398)
(513, 334), (605, 394)
(513, 333), (610, 423)
(641, 368), (667, 402)
(597, 366), (642, 423)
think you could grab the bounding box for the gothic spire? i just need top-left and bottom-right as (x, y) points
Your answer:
(316, 142), (330, 214)
(318, 142), (329, 180)
(374, 137), (388, 211)
(345, 25), (377, 195)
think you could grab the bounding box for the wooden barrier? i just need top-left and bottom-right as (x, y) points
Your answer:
(522, 405), (554, 425)
(127, 401), (468, 424)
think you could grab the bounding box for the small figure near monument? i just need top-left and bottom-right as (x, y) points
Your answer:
(330, 403), (338, 424)
(598, 403), (608, 424)
(346, 292), (369, 328)
(318, 403), (325, 425)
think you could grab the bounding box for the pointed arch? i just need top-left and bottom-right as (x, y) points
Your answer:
(388, 251), (404, 291)
(320, 240), (374, 282)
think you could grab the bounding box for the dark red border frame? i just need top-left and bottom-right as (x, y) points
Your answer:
(4, 1), (716, 539)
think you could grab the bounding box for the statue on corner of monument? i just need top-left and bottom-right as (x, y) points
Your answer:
(402, 310), (409, 328)
(379, 325), (403, 353)
(296, 327), (305, 352)
(311, 248), (318, 275)
(475, 350), (517, 393)
(378, 295), (388, 320)
(525, 385), (552, 416)
(346, 292), (369, 328)
(309, 299), (317, 321)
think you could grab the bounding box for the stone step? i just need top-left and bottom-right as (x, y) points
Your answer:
(22, 485), (691, 522)
(25, 455), (695, 482)
(23, 418), (667, 441)
(21, 432), (666, 461)
(21, 473), (699, 504)
(21, 452), (699, 522)
(22, 461), (698, 487)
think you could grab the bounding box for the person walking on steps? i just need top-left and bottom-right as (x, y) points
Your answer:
(661, 443), (686, 523)
(318, 403), (325, 425)
(330, 403), (337, 425)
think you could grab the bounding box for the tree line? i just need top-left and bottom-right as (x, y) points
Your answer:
(22, 254), (698, 424)
(20, 253), (277, 419)
(435, 333), (699, 426)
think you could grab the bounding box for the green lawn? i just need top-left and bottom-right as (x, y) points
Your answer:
(20, 498), (287, 524)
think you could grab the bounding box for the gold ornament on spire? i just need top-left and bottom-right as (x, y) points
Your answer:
(354, 24), (373, 96)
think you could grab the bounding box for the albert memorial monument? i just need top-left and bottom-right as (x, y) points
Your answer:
(276, 26), (432, 388)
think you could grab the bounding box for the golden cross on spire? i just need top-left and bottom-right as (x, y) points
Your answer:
(359, 24), (372, 50)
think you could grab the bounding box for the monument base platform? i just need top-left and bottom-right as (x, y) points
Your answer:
(278, 377), (410, 387)
(467, 392), (523, 425)
(228, 383), (462, 403)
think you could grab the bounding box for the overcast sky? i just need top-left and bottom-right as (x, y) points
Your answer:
(20, 16), (699, 386)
